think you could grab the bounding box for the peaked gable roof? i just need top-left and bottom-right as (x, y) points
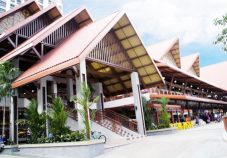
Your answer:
(147, 38), (181, 68)
(0, 7), (92, 62)
(12, 11), (164, 89)
(0, 0), (40, 35)
(0, 4), (61, 42)
(0, 0), (40, 21)
(201, 61), (227, 90)
(181, 53), (200, 76)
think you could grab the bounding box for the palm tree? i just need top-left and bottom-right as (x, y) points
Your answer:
(72, 83), (99, 140)
(49, 97), (69, 136)
(17, 99), (46, 143)
(157, 97), (170, 128)
(142, 96), (156, 130)
(0, 61), (19, 137)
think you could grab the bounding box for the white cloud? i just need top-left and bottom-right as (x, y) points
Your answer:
(122, 0), (227, 45)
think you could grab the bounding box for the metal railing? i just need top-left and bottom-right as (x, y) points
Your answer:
(94, 109), (138, 133)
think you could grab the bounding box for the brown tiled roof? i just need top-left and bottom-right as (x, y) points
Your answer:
(12, 11), (164, 89)
(201, 61), (227, 90)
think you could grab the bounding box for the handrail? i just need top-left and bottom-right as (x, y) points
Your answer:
(94, 109), (138, 132)
(94, 110), (124, 136)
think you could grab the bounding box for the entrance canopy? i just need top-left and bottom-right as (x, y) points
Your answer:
(12, 11), (164, 95)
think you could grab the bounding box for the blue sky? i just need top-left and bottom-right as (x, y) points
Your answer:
(62, 0), (227, 67)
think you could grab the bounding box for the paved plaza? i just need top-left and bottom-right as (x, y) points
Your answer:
(97, 123), (227, 158)
(1, 123), (227, 158)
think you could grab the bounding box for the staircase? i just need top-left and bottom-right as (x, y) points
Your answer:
(94, 109), (143, 140)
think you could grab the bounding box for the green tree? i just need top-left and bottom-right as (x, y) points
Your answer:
(142, 96), (156, 130)
(214, 14), (227, 52)
(17, 99), (46, 143)
(158, 97), (170, 129)
(49, 97), (69, 136)
(72, 83), (99, 140)
(0, 61), (19, 137)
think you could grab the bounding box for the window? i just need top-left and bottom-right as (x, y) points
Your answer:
(17, 0), (21, 4)
(0, 0), (6, 7)
(11, 0), (15, 2)
(0, 7), (5, 13)
(38, 0), (43, 4)
(10, 3), (15, 8)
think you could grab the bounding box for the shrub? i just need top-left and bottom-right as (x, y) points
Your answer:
(36, 130), (86, 144)
(17, 99), (46, 143)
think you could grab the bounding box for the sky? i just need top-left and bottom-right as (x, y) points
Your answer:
(62, 0), (227, 67)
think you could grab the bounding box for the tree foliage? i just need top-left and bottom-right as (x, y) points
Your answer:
(0, 61), (20, 136)
(158, 97), (170, 129)
(49, 97), (69, 136)
(142, 96), (157, 130)
(72, 83), (99, 140)
(214, 14), (227, 52)
(17, 99), (46, 143)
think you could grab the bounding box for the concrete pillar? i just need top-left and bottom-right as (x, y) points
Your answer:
(67, 78), (74, 100)
(52, 80), (58, 98)
(131, 72), (146, 135)
(37, 78), (47, 114)
(92, 82), (104, 110)
(75, 59), (89, 130)
(10, 59), (19, 143)
(37, 77), (49, 136)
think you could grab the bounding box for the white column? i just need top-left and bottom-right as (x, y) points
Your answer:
(37, 77), (49, 136)
(37, 78), (47, 114)
(52, 80), (58, 97)
(9, 96), (14, 142)
(10, 59), (19, 143)
(75, 59), (89, 130)
(131, 72), (146, 135)
(67, 78), (74, 100)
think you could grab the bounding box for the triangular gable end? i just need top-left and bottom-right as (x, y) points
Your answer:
(161, 39), (181, 68)
(181, 53), (200, 77)
(0, 0), (40, 35)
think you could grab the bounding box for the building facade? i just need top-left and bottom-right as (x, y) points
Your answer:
(0, 0), (63, 13)
(0, 0), (227, 144)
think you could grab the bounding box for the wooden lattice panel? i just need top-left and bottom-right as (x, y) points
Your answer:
(88, 31), (134, 71)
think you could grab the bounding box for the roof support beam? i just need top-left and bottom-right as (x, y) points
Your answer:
(7, 37), (16, 48)
(119, 34), (137, 41)
(113, 23), (131, 32)
(32, 47), (41, 59)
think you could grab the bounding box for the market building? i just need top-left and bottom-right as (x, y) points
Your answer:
(0, 0), (227, 143)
